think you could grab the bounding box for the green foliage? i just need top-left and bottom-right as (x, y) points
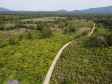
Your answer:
(6, 26), (15, 30)
(1, 12), (112, 84)
(69, 25), (76, 32)
(83, 35), (108, 48)
(36, 24), (44, 31)
(0, 33), (71, 84)
(26, 32), (33, 39)
(0, 39), (8, 48)
(105, 32), (112, 46)
(19, 34), (23, 41)
(81, 30), (88, 36)
(82, 28), (111, 48)
(9, 38), (16, 45)
(50, 42), (112, 84)
(63, 28), (69, 34)
(41, 28), (52, 38)
(94, 18), (112, 31)
(8, 36), (19, 45)
(67, 16), (73, 20)
(28, 25), (35, 29)
(14, 21), (24, 28)
(0, 24), (5, 30)
(84, 36), (98, 47)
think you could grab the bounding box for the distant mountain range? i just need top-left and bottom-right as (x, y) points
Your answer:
(71, 5), (112, 13)
(0, 5), (112, 14)
(0, 7), (10, 11)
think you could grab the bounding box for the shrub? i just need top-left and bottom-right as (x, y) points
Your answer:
(0, 24), (5, 30)
(69, 25), (76, 32)
(97, 35), (108, 47)
(36, 24), (44, 31)
(61, 79), (74, 84)
(0, 39), (8, 48)
(0, 27), (4, 30)
(81, 30), (88, 36)
(9, 38), (16, 45)
(6, 26), (15, 30)
(83, 36), (98, 47)
(105, 33), (112, 46)
(27, 32), (32, 39)
(41, 28), (52, 38)
(14, 21), (28, 28)
(19, 34), (23, 41)
(28, 25), (35, 29)
(83, 35), (108, 48)
(63, 28), (69, 34)
(94, 28), (97, 33)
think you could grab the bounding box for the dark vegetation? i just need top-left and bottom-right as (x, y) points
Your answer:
(0, 12), (112, 84)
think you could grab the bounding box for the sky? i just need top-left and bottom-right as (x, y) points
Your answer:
(0, 0), (112, 11)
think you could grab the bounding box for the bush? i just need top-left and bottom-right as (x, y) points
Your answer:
(27, 32), (32, 39)
(6, 26), (15, 30)
(0, 39), (8, 48)
(94, 28), (97, 33)
(41, 28), (52, 38)
(83, 35), (108, 48)
(0, 24), (5, 30)
(36, 24), (44, 31)
(69, 25), (76, 32)
(61, 79), (74, 84)
(81, 30), (88, 36)
(28, 25), (35, 29)
(9, 38), (16, 45)
(105, 32), (112, 46)
(19, 34), (23, 41)
(64, 28), (69, 34)
(97, 35), (108, 47)
(83, 36), (98, 47)
(0, 27), (5, 30)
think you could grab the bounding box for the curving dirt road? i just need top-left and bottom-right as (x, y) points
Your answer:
(87, 23), (95, 36)
(43, 23), (95, 84)
(43, 41), (73, 84)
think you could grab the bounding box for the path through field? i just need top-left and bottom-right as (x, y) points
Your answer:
(43, 23), (95, 84)
(87, 23), (95, 36)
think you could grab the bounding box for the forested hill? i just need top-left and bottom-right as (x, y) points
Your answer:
(0, 7), (10, 11)
(71, 6), (112, 14)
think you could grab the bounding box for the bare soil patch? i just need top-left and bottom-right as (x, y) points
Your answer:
(0, 28), (30, 35)
(76, 27), (91, 34)
(22, 17), (66, 22)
